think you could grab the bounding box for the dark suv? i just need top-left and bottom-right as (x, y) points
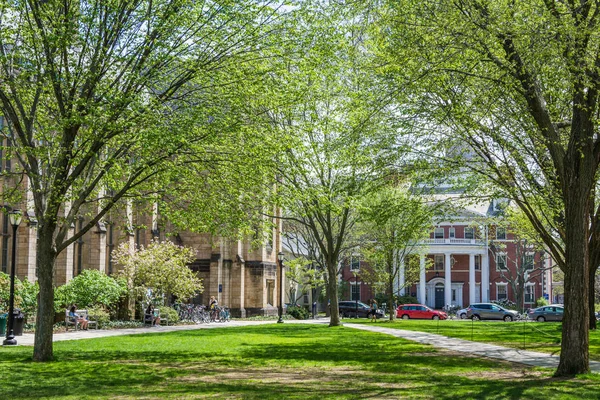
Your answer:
(338, 301), (385, 319)
(466, 303), (519, 322)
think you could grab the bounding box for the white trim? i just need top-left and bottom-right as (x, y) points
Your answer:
(496, 282), (508, 300)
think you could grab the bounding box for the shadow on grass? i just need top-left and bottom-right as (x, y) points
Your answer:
(0, 324), (598, 399)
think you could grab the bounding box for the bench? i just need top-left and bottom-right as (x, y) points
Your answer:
(65, 309), (98, 331)
(143, 308), (169, 327)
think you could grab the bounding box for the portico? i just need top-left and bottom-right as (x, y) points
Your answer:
(413, 245), (490, 308)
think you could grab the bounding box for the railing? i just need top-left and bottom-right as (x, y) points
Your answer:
(420, 238), (485, 245)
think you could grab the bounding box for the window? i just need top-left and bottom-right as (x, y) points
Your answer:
(107, 223), (114, 275)
(434, 228), (444, 239)
(350, 255), (360, 270)
(434, 254), (444, 270)
(464, 227), (474, 239)
(351, 283), (360, 301)
(524, 253), (534, 271)
(75, 217), (84, 276)
(496, 253), (507, 271)
(497, 284), (508, 300)
(266, 280), (274, 306)
(525, 284), (535, 303)
(449, 228), (455, 238)
(475, 255), (481, 270)
(496, 227), (506, 240)
(452, 289), (456, 302)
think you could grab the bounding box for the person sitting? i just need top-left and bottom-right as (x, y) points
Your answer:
(69, 304), (89, 330)
(145, 303), (161, 326)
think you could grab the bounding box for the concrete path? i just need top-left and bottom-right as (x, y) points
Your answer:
(344, 323), (600, 373)
(14, 320), (274, 346)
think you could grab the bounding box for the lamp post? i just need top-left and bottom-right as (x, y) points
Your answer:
(3, 210), (22, 346)
(277, 251), (284, 324)
(353, 271), (359, 319)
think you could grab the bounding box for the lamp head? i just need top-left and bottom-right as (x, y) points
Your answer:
(278, 251), (284, 262)
(9, 210), (22, 227)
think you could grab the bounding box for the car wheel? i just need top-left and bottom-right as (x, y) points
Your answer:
(432, 315), (440, 320)
(472, 314), (480, 321)
(460, 313), (467, 319)
(503, 315), (513, 322)
(537, 316), (546, 322)
(402, 314), (410, 320)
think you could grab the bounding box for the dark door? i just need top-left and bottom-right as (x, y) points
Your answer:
(435, 287), (444, 309)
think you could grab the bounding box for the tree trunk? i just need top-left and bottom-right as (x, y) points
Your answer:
(556, 180), (590, 376)
(589, 266), (597, 330)
(388, 275), (395, 321)
(327, 260), (341, 326)
(33, 225), (58, 362)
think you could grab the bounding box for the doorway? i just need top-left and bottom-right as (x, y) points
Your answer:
(435, 283), (444, 309)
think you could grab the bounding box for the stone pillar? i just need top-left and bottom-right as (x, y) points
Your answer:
(482, 252), (490, 302)
(230, 240), (246, 317)
(444, 253), (452, 307)
(419, 254), (426, 304)
(469, 253), (476, 305)
(398, 252), (405, 296)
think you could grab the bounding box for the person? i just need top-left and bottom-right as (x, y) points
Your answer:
(69, 304), (88, 330)
(145, 303), (160, 326)
(370, 299), (378, 322)
(209, 296), (219, 322)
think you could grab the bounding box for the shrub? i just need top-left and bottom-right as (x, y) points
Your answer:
(287, 305), (309, 320)
(0, 272), (39, 315)
(87, 306), (111, 328)
(159, 306), (179, 324)
(535, 297), (549, 308)
(54, 270), (126, 311)
(396, 295), (418, 305)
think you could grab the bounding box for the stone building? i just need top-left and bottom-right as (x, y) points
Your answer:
(4, 193), (283, 318)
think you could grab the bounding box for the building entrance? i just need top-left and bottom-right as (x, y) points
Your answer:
(434, 285), (444, 309)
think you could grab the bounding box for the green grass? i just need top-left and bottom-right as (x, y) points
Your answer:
(350, 318), (600, 359)
(1, 324), (599, 399)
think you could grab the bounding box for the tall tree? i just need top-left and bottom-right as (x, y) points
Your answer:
(358, 187), (433, 321)
(0, 0), (282, 361)
(375, 0), (600, 375)
(269, 2), (400, 326)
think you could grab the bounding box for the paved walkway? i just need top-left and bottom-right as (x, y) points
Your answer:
(14, 320), (274, 346)
(11, 318), (600, 373)
(344, 322), (600, 373)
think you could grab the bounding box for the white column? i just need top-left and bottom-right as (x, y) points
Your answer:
(419, 254), (426, 304)
(444, 253), (452, 307)
(469, 253), (476, 305)
(398, 253), (406, 296)
(482, 252), (490, 302)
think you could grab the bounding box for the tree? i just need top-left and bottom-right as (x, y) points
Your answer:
(0, 0), (282, 361)
(269, 1), (401, 327)
(375, 0), (600, 376)
(358, 187), (434, 321)
(113, 240), (201, 304)
(284, 256), (325, 306)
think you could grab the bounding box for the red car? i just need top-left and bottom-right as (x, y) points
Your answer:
(396, 304), (448, 320)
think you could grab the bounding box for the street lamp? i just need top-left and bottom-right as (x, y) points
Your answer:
(3, 210), (22, 346)
(352, 271), (359, 319)
(277, 251), (284, 324)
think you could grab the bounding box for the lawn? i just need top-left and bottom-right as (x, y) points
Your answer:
(1, 324), (599, 399)
(349, 318), (600, 359)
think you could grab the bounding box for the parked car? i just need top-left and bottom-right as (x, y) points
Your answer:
(528, 305), (564, 322)
(338, 301), (385, 319)
(457, 308), (468, 319)
(396, 304), (448, 320)
(466, 303), (519, 322)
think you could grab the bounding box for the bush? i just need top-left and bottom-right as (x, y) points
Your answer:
(103, 320), (145, 329)
(396, 295), (418, 305)
(535, 297), (549, 308)
(54, 270), (126, 311)
(159, 306), (179, 324)
(0, 272), (39, 315)
(87, 306), (111, 328)
(287, 305), (309, 320)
